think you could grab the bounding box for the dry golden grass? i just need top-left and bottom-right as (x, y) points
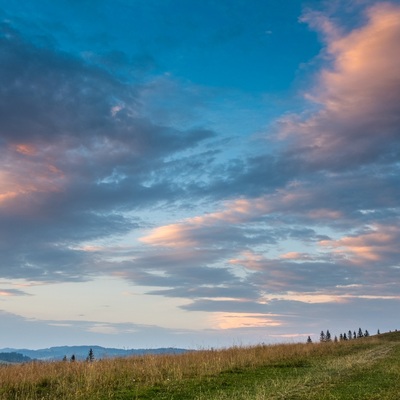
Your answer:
(0, 342), (318, 398)
(0, 334), (398, 399)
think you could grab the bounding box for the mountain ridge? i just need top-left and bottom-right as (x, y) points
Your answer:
(0, 345), (190, 361)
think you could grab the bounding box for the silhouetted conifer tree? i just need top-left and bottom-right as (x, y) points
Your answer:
(70, 354), (76, 362)
(87, 348), (94, 362)
(358, 328), (363, 338)
(320, 331), (326, 342)
(326, 330), (332, 342)
(307, 336), (312, 343)
(348, 330), (352, 340)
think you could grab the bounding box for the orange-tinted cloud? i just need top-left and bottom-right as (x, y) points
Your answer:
(13, 143), (37, 156)
(140, 223), (198, 247)
(320, 224), (400, 264)
(280, 2), (400, 169)
(0, 140), (67, 213)
(229, 250), (266, 271)
(261, 291), (346, 304)
(0, 288), (30, 297)
(140, 181), (342, 249)
(211, 312), (282, 329)
(279, 252), (314, 261)
(140, 198), (272, 247)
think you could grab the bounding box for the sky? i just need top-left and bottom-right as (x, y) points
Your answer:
(0, 0), (400, 350)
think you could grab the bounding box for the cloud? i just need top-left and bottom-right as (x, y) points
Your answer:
(0, 22), (215, 281)
(0, 310), (200, 349)
(0, 288), (31, 297)
(280, 2), (400, 171)
(209, 313), (282, 330)
(320, 222), (400, 265)
(279, 252), (316, 261)
(108, 248), (242, 295)
(0, 309), (304, 349)
(139, 165), (400, 256)
(134, 160), (400, 308)
(139, 197), (275, 248)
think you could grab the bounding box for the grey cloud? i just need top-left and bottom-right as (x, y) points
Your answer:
(181, 299), (275, 314)
(267, 297), (400, 333)
(148, 283), (259, 301)
(250, 253), (400, 301)
(183, 296), (400, 337)
(119, 260), (239, 289)
(0, 22), (216, 281)
(248, 260), (356, 293)
(0, 22), (214, 162)
(193, 154), (298, 200)
(280, 171), (400, 228)
(0, 244), (94, 282)
(121, 248), (230, 272)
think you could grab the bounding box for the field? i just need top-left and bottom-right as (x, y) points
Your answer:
(0, 331), (399, 399)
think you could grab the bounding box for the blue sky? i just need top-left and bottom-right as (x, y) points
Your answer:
(1, 0), (400, 350)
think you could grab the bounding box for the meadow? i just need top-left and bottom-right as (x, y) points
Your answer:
(0, 331), (399, 399)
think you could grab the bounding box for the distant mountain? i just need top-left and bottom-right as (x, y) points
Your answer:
(0, 352), (32, 363)
(0, 346), (190, 361)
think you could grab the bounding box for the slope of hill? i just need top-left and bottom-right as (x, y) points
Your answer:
(0, 332), (399, 399)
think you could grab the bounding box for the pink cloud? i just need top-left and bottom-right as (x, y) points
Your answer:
(140, 182), (343, 249)
(229, 250), (266, 271)
(279, 252), (314, 261)
(281, 2), (400, 169)
(139, 198), (272, 247)
(211, 312), (282, 329)
(140, 223), (198, 248)
(320, 223), (400, 264)
(13, 143), (37, 156)
(0, 144), (66, 213)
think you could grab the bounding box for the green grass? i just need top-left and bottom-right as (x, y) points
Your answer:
(1, 331), (399, 399)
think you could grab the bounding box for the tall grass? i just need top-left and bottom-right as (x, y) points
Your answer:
(0, 333), (398, 399)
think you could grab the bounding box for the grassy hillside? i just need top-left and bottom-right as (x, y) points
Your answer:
(0, 331), (399, 399)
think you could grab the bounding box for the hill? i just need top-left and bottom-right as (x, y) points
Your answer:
(0, 345), (189, 361)
(0, 331), (399, 399)
(0, 352), (32, 364)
